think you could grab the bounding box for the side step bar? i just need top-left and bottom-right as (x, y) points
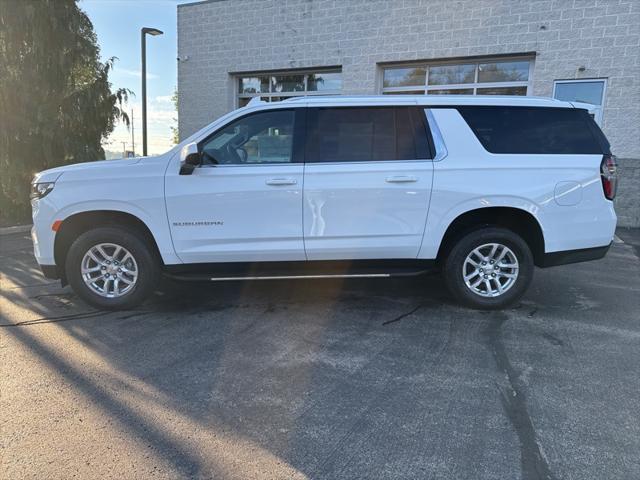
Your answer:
(163, 260), (438, 282)
(166, 272), (397, 282)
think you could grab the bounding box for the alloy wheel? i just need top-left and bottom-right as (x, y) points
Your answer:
(462, 243), (519, 297)
(81, 243), (139, 298)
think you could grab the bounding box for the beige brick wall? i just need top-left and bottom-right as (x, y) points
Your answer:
(178, 0), (640, 225)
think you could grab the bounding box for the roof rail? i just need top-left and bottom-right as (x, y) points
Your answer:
(246, 97), (266, 107)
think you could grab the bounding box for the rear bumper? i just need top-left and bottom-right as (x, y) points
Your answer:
(538, 242), (611, 268)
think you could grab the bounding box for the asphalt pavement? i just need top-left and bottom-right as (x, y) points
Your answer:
(1, 230), (639, 479)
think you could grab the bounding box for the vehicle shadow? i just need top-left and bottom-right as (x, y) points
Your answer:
(3, 233), (639, 478)
(2, 248), (479, 478)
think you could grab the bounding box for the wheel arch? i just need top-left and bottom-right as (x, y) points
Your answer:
(54, 210), (164, 283)
(436, 206), (546, 266)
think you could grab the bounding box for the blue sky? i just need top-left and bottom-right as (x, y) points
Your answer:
(80, 0), (190, 155)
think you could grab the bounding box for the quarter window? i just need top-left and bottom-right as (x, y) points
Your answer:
(458, 106), (606, 155)
(381, 58), (532, 96)
(201, 110), (295, 165)
(305, 107), (430, 163)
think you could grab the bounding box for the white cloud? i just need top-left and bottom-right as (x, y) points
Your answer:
(155, 94), (173, 103)
(116, 68), (159, 80)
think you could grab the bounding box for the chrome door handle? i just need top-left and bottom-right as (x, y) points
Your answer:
(385, 175), (418, 183)
(266, 178), (297, 186)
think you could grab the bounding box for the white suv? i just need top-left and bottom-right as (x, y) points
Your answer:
(31, 95), (617, 310)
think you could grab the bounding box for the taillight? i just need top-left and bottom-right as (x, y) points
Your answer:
(600, 154), (618, 200)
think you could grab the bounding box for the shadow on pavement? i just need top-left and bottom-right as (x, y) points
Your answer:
(2, 231), (639, 479)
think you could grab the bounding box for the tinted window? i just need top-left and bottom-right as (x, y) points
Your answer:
(458, 106), (605, 154)
(201, 110), (295, 165)
(305, 107), (430, 162)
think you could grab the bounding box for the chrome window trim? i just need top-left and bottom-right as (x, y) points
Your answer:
(198, 163), (303, 169)
(198, 159), (435, 168)
(303, 159), (433, 166)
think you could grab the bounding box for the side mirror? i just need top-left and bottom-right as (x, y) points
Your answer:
(179, 142), (201, 175)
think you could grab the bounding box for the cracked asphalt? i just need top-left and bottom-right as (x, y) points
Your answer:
(1, 230), (639, 479)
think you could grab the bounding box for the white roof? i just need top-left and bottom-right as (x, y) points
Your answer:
(281, 95), (574, 108)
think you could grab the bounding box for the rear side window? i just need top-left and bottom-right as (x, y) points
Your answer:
(457, 106), (606, 154)
(305, 107), (431, 162)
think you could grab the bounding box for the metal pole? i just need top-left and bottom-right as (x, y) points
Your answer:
(131, 109), (135, 156)
(141, 30), (147, 156)
(140, 27), (162, 156)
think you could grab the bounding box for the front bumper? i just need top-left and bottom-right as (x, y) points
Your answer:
(538, 242), (612, 268)
(31, 199), (57, 266)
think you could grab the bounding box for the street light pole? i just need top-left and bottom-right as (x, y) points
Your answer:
(141, 27), (163, 156)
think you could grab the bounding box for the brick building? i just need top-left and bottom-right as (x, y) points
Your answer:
(177, 0), (639, 226)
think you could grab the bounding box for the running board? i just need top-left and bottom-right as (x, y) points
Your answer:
(163, 259), (437, 282)
(166, 272), (397, 282)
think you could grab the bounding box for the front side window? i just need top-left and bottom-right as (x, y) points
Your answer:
(201, 110), (295, 165)
(306, 107), (430, 163)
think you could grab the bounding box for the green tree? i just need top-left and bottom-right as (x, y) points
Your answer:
(0, 0), (130, 226)
(170, 86), (179, 144)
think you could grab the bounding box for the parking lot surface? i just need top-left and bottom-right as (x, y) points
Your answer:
(1, 230), (639, 480)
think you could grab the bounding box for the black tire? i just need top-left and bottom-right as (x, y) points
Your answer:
(442, 227), (534, 310)
(65, 227), (159, 310)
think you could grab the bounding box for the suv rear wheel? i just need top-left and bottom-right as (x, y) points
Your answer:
(65, 227), (159, 310)
(443, 227), (534, 309)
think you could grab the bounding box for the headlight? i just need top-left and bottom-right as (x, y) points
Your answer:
(30, 182), (55, 200)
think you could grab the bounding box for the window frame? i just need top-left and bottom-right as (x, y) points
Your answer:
(197, 107), (305, 166)
(304, 106), (434, 164)
(552, 78), (607, 125)
(380, 56), (534, 96)
(236, 69), (343, 107)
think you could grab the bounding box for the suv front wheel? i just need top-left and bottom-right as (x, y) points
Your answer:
(443, 227), (534, 309)
(65, 227), (159, 310)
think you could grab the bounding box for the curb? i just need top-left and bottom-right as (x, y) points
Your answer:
(0, 225), (32, 236)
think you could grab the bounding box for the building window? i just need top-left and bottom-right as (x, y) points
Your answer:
(553, 79), (607, 125)
(237, 70), (342, 107)
(381, 58), (533, 96)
